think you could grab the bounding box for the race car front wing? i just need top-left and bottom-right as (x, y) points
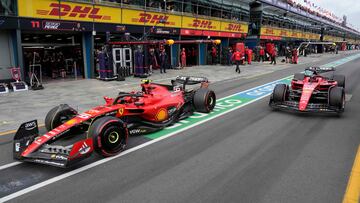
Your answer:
(269, 100), (343, 113)
(13, 120), (94, 168)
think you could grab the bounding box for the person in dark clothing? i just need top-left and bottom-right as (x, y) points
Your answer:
(134, 46), (145, 76)
(227, 47), (233, 66)
(285, 47), (291, 63)
(159, 49), (168, 73)
(148, 48), (157, 75)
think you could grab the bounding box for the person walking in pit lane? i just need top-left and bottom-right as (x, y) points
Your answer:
(270, 48), (277, 65)
(232, 49), (242, 74)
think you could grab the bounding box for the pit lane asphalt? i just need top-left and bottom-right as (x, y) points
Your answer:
(1, 52), (360, 202)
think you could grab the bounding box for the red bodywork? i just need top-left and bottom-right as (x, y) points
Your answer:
(291, 76), (338, 111)
(20, 83), (186, 162)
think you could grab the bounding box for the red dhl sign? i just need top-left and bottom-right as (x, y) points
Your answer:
(291, 32), (298, 37)
(225, 24), (243, 32)
(36, 3), (111, 20)
(280, 30), (287, 36)
(264, 28), (275, 35)
(131, 13), (175, 26)
(191, 20), (215, 29)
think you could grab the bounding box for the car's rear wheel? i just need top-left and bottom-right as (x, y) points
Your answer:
(333, 74), (345, 88)
(45, 104), (78, 131)
(273, 84), (288, 102)
(193, 88), (216, 113)
(294, 73), (305, 81)
(329, 86), (345, 110)
(89, 116), (128, 157)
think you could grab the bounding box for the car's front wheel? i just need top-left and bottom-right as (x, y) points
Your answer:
(89, 116), (128, 157)
(272, 84), (289, 103)
(329, 86), (345, 111)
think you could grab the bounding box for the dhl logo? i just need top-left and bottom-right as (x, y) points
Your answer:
(132, 13), (174, 25)
(264, 28), (275, 35)
(36, 3), (111, 20)
(226, 24), (243, 32)
(191, 20), (214, 29)
(280, 31), (287, 36)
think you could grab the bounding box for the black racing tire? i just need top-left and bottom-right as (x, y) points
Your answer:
(45, 104), (78, 131)
(89, 116), (128, 157)
(273, 84), (288, 103)
(294, 73), (305, 81)
(333, 74), (345, 88)
(193, 88), (216, 113)
(329, 86), (345, 110)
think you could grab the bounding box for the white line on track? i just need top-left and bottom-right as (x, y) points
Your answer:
(0, 162), (22, 171)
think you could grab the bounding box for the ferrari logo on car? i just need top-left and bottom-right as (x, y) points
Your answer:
(118, 108), (124, 116)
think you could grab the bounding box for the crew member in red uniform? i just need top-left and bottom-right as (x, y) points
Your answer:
(259, 46), (265, 62)
(247, 48), (253, 65)
(232, 49), (242, 74)
(270, 47), (277, 65)
(292, 48), (298, 64)
(211, 46), (217, 65)
(180, 48), (186, 69)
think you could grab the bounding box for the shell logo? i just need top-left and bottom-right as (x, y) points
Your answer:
(155, 108), (168, 121)
(65, 119), (77, 125)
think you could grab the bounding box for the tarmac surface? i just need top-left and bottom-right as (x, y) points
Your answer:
(0, 51), (359, 202)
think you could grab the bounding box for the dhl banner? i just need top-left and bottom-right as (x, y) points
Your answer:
(221, 22), (248, 33)
(261, 26), (320, 40)
(18, 0), (121, 23)
(18, 0), (248, 34)
(122, 9), (181, 28)
(182, 16), (221, 31)
(323, 35), (344, 42)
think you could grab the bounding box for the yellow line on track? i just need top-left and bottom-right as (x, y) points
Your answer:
(343, 145), (360, 203)
(0, 124), (45, 136)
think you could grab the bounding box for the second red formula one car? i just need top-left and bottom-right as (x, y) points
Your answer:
(269, 67), (345, 113)
(13, 76), (216, 167)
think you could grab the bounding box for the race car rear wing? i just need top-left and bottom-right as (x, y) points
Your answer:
(172, 76), (209, 85)
(306, 66), (336, 73)
(171, 76), (209, 90)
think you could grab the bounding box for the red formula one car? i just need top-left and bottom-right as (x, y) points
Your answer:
(269, 67), (345, 113)
(13, 76), (216, 167)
